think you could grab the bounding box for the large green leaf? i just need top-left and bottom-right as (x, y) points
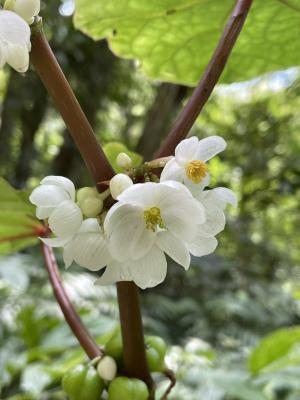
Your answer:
(74, 0), (300, 86)
(0, 178), (41, 255)
(249, 326), (300, 375)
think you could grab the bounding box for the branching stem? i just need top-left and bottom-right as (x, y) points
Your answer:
(156, 0), (253, 158)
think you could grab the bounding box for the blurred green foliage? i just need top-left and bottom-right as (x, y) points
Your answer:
(0, 0), (300, 399)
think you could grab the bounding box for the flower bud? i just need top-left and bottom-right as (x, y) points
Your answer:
(80, 197), (103, 218)
(97, 356), (117, 381)
(77, 187), (97, 205)
(4, 0), (40, 24)
(116, 152), (132, 170)
(109, 174), (133, 200)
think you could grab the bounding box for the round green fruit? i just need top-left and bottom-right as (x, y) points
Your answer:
(105, 329), (123, 360)
(108, 377), (148, 400)
(62, 364), (104, 400)
(145, 336), (167, 372)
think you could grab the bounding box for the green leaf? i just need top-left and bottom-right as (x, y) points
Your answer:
(74, 0), (300, 86)
(0, 178), (41, 255)
(103, 142), (143, 173)
(249, 326), (300, 375)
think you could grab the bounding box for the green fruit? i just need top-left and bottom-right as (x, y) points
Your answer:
(145, 336), (167, 372)
(62, 364), (104, 400)
(105, 329), (123, 360)
(108, 377), (148, 400)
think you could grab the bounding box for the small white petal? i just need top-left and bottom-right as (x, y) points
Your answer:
(160, 158), (184, 183)
(105, 203), (144, 262)
(157, 231), (190, 270)
(196, 136), (227, 162)
(117, 182), (158, 209)
(10, 0), (40, 24)
(78, 218), (101, 233)
(175, 136), (199, 166)
(41, 176), (75, 201)
(132, 228), (156, 260)
(40, 236), (72, 248)
(189, 230), (218, 257)
(199, 187), (237, 210)
(72, 232), (111, 271)
(48, 200), (83, 238)
(6, 43), (29, 73)
(0, 43), (8, 68)
(30, 184), (69, 207)
(63, 242), (74, 268)
(36, 206), (54, 219)
(129, 246), (167, 289)
(96, 262), (131, 286)
(183, 172), (211, 194)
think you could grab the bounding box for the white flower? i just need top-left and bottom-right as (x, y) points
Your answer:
(97, 181), (205, 289)
(188, 187), (237, 257)
(160, 136), (226, 193)
(59, 218), (112, 271)
(4, 0), (40, 24)
(29, 176), (82, 239)
(109, 173), (133, 200)
(0, 10), (31, 72)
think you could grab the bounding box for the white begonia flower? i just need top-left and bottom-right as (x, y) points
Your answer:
(0, 10), (31, 73)
(4, 0), (40, 24)
(29, 176), (82, 239)
(160, 136), (226, 193)
(97, 181), (206, 289)
(188, 187), (237, 257)
(60, 218), (112, 271)
(109, 173), (133, 200)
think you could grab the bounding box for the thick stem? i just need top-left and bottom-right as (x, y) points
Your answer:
(30, 25), (114, 184)
(156, 0), (253, 158)
(41, 243), (102, 359)
(117, 282), (152, 388)
(30, 26), (152, 388)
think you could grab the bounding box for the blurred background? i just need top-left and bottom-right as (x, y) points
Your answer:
(0, 1), (300, 399)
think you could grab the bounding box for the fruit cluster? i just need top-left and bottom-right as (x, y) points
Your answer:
(62, 326), (167, 400)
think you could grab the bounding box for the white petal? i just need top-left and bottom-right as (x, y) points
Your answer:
(189, 230), (218, 257)
(30, 184), (69, 207)
(132, 228), (156, 260)
(196, 136), (226, 162)
(77, 218), (101, 234)
(41, 176), (75, 201)
(199, 187), (237, 210)
(160, 158), (184, 183)
(183, 172), (211, 195)
(0, 11), (31, 47)
(105, 203), (144, 262)
(129, 246), (167, 289)
(36, 206), (54, 219)
(202, 205), (225, 236)
(175, 136), (199, 166)
(48, 200), (83, 238)
(156, 232), (190, 270)
(0, 43), (8, 68)
(6, 43), (29, 73)
(13, 0), (40, 24)
(63, 242), (74, 268)
(40, 236), (72, 248)
(72, 232), (111, 271)
(117, 182), (158, 209)
(96, 262), (132, 286)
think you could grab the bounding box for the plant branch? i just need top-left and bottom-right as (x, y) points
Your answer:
(41, 243), (102, 359)
(161, 369), (176, 400)
(155, 0), (253, 158)
(30, 24), (152, 389)
(30, 22), (114, 185)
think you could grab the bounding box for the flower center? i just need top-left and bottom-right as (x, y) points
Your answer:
(144, 207), (165, 232)
(185, 160), (208, 183)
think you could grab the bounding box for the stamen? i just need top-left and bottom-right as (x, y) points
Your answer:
(185, 160), (208, 183)
(143, 207), (165, 232)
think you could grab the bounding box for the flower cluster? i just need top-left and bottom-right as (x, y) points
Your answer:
(30, 136), (237, 289)
(0, 0), (40, 72)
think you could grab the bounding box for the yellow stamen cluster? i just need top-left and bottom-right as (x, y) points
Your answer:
(185, 160), (208, 183)
(144, 207), (165, 232)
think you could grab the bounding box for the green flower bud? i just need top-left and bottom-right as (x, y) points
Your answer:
(145, 335), (167, 372)
(62, 364), (104, 400)
(108, 377), (148, 400)
(81, 197), (103, 218)
(116, 152), (133, 170)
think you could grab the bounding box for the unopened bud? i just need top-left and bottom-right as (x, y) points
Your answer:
(97, 356), (117, 381)
(109, 174), (133, 200)
(5, 0), (40, 24)
(81, 197), (103, 218)
(116, 152), (132, 170)
(77, 187), (97, 205)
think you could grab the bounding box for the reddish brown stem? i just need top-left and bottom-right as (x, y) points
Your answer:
(161, 369), (177, 400)
(30, 25), (152, 389)
(42, 243), (102, 359)
(156, 0), (253, 158)
(30, 24), (114, 185)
